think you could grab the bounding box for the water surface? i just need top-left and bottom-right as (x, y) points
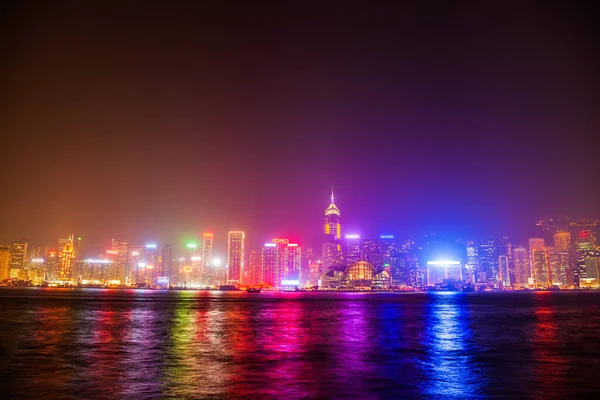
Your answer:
(1, 288), (599, 399)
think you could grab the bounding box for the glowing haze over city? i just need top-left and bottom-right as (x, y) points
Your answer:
(1, 2), (599, 399)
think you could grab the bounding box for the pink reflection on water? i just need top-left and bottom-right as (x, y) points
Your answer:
(531, 292), (567, 394)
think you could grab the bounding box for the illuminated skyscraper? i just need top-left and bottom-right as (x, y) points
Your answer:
(262, 242), (278, 286)
(553, 231), (571, 252)
(466, 242), (479, 283)
(478, 239), (497, 282)
(324, 189), (341, 240)
(361, 239), (382, 267)
(528, 239), (546, 287)
(74, 259), (112, 283)
(498, 237), (514, 283)
(110, 239), (129, 283)
(58, 235), (75, 282)
(202, 233), (214, 283)
(575, 230), (596, 252)
(10, 239), (28, 279)
(512, 246), (529, 286)
(529, 238), (551, 288)
(379, 235), (396, 268)
(322, 190), (343, 270)
(261, 238), (302, 287)
(127, 245), (143, 284)
(498, 255), (510, 287)
(227, 231), (245, 284)
(161, 244), (173, 282)
(574, 250), (600, 288)
(344, 234), (361, 265)
(391, 250), (410, 286)
(286, 243), (302, 283)
(547, 247), (569, 287)
(0, 246), (11, 281)
(247, 249), (262, 285)
(307, 260), (322, 287)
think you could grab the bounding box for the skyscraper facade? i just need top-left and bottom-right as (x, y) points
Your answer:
(10, 239), (28, 279)
(478, 239), (497, 283)
(498, 255), (510, 287)
(227, 231), (245, 284)
(247, 249), (261, 285)
(0, 246), (11, 281)
(261, 238), (302, 287)
(361, 239), (382, 267)
(344, 234), (361, 266)
(512, 246), (529, 286)
(285, 243), (302, 283)
(531, 248), (550, 288)
(321, 191), (343, 270)
(201, 233), (214, 284)
(466, 242), (479, 283)
(498, 237), (514, 283)
(161, 244), (173, 282)
(58, 235), (75, 282)
(110, 239), (129, 283)
(547, 247), (569, 287)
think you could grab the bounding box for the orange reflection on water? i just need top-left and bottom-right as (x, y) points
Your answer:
(531, 292), (566, 394)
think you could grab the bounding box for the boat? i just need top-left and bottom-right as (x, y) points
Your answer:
(246, 287), (261, 293)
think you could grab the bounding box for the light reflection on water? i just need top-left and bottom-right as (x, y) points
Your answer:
(1, 289), (600, 399)
(420, 292), (483, 397)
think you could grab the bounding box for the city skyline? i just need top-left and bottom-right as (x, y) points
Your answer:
(2, 190), (599, 290)
(1, 190), (597, 256)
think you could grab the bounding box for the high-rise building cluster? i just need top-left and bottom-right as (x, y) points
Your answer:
(1, 196), (598, 291)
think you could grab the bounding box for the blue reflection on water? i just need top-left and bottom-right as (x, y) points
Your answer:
(420, 292), (485, 397)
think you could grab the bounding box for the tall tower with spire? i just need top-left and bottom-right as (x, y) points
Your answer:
(322, 188), (343, 270)
(324, 188), (341, 239)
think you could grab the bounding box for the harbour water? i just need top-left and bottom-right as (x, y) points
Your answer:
(1, 288), (599, 399)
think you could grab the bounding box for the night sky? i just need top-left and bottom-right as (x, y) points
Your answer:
(1, 1), (598, 254)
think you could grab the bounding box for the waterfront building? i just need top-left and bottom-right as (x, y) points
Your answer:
(547, 247), (570, 287)
(201, 233), (214, 284)
(161, 244), (173, 284)
(321, 190), (343, 270)
(390, 250), (409, 286)
(498, 237), (514, 283)
(0, 246), (11, 281)
(498, 255), (510, 287)
(378, 235), (396, 268)
(307, 260), (322, 287)
(466, 242), (479, 283)
(361, 239), (382, 267)
(531, 248), (550, 288)
(344, 234), (361, 265)
(247, 249), (261, 285)
(10, 239), (28, 280)
(261, 239), (302, 287)
(574, 250), (600, 288)
(262, 242), (278, 286)
(553, 231), (572, 252)
(478, 239), (497, 282)
(110, 239), (129, 284)
(74, 259), (113, 284)
(575, 230), (596, 252)
(512, 246), (529, 287)
(58, 235), (76, 282)
(127, 246), (143, 284)
(426, 260), (462, 286)
(227, 231), (245, 284)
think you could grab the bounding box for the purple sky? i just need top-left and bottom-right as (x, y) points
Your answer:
(1, 1), (598, 255)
